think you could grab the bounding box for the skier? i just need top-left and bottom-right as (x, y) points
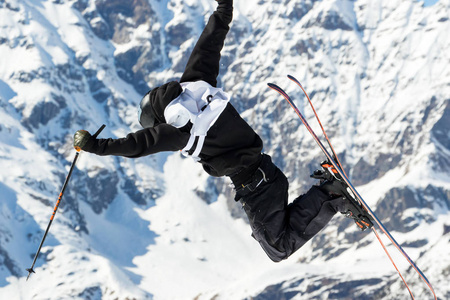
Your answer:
(73, 0), (346, 262)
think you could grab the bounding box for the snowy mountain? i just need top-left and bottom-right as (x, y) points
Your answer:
(0, 0), (449, 299)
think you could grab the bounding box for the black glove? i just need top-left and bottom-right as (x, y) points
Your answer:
(216, 0), (233, 24)
(74, 130), (92, 151)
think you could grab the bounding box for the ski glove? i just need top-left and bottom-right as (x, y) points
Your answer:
(216, 0), (233, 24)
(74, 130), (92, 151)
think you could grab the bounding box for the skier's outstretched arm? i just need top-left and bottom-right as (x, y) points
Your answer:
(73, 124), (189, 158)
(179, 0), (233, 87)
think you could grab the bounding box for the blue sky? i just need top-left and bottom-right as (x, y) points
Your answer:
(422, 0), (440, 6)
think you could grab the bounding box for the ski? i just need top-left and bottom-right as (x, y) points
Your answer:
(268, 77), (437, 300)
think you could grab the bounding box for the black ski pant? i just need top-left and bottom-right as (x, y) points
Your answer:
(236, 154), (344, 262)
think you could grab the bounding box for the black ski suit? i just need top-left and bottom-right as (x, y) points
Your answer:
(82, 0), (345, 262)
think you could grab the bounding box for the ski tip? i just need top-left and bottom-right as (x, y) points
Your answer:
(287, 74), (302, 87)
(267, 82), (282, 91)
(267, 83), (291, 100)
(267, 83), (280, 92)
(267, 83), (281, 92)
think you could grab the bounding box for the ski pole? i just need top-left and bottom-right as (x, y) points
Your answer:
(26, 124), (106, 281)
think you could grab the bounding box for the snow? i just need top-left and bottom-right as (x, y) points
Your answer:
(131, 154), (274, 299)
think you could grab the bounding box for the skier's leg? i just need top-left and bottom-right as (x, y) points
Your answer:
(287, 186), (345, 246)
(237, 154), (345, 262)
(237, 161), (291, 262)
(180, 0), (233, 87)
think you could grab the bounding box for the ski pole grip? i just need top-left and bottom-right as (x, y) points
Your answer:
(92, 124), (106, 138)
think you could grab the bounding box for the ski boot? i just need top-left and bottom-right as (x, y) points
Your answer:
(311, 161), (374, 231)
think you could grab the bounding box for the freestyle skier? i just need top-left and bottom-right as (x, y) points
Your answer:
(73, 0), (347, 262)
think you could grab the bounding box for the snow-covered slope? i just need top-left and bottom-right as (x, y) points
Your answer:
(0, 0), (449, 299)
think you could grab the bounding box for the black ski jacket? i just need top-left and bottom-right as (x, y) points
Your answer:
(83, 2), (263, 185)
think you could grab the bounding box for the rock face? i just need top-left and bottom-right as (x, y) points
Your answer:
(0, 0), (449, 299)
